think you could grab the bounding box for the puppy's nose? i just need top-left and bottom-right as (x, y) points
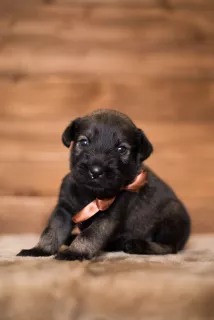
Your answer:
(89, 165), (104, 179)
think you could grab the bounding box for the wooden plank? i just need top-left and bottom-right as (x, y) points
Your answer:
(4, 15), (214, 48)
(1, 4), (214, 36)
(0, 196), (213, 234)
(1, 77), (214, 121)
(0, 13), (213, 66)
(0, 196), (55, 233)
(0, 44), (213, 77)
(0, 161), (68, 196)
(185, 198), (214, 233)
(0, 1), (213, 78)
(1, 9), (214, 78)
(165, 0), (214, 9)
(2, 7), (214, 29)
(0, 0), (214, 12)
(1, 4), (214, 30)
(53, 0), (214, 8)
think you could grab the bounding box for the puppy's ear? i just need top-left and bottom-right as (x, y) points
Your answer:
(137, 129), (153, 161)
(62, 118), (81, 148)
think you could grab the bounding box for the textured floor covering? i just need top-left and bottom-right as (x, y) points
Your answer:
(1, 234), (214, 320)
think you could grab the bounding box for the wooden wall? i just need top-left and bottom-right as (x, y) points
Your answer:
(0, 0), (214, 233)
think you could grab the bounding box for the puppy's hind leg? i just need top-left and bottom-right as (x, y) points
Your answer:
(123, 239), (174, 255)
(124, 199), (191, 255)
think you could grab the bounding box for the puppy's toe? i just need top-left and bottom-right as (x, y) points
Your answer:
(55, 250), (90, 261)
(17, 248), (51, 257)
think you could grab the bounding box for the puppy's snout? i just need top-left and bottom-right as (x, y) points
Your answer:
(89, 165), (104, 179)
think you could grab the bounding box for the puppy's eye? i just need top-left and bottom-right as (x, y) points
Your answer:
(78, 138), (89, 147)
(117, 145), (127, 154)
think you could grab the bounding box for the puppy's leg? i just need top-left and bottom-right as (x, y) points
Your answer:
(63, 233), (77, 246)
(123, 239), (174, 255)
(124, 199), (190, 255)
(17, 205), (73, 257)
(55, 214), (117, 261)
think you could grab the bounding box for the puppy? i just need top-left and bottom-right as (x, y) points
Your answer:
(17, 109), (191, 260)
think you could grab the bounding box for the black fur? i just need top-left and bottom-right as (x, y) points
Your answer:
(17, 109), (191, 260)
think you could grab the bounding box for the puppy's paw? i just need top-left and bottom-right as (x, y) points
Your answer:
(55, 250), (91, 261)
(17, 247), (51, 257)
(123, 239), (149, 254)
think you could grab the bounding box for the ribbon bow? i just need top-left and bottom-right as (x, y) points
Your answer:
(72, 169), (147, 223)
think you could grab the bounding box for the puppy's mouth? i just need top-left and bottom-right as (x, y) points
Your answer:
(88, 171), (120, 187)
(73, 165), (123, 196)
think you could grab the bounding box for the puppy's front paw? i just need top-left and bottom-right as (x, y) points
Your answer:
(17, 247), (51, 257)
(55, 250), (91, 261)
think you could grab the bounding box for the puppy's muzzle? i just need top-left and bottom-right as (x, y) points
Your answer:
(89, 165), (104, 179)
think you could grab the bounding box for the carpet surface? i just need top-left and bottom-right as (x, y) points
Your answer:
(1, 234), (214, 320)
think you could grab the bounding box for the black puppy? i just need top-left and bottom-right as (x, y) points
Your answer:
(17, 109), (191, 260)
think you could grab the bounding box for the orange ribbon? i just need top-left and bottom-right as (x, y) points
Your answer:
(72, 169), (147, 223)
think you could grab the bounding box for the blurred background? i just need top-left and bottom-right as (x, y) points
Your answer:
(0, 0), (213, 234)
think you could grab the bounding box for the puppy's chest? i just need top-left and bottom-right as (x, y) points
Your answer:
(65, 182), (93, 209)
(73, 185), (155, 232)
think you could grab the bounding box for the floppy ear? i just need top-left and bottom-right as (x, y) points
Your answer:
(137, 129), (153, 161)
(62, 118), (81, 148)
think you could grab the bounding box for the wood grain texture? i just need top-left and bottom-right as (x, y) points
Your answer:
(0, 0), (213, 234)
(0, 0), (214, 12)
(0, 77), (214, 121)
(1, 49), (213, 78)
(0, 196), (55, 233)
(0, 2), (214, 78)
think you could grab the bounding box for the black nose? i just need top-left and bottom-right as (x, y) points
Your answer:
(89, 165), (104, 179)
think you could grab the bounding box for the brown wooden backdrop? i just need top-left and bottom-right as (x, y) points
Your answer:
(0, 0), (214, 234)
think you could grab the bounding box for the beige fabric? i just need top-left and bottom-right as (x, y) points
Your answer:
(1, 234), (214, 320)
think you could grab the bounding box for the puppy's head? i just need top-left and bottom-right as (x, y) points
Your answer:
(62, 110), (153, 198)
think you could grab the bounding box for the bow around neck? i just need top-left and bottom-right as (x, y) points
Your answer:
(72, 169), (147, 224)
